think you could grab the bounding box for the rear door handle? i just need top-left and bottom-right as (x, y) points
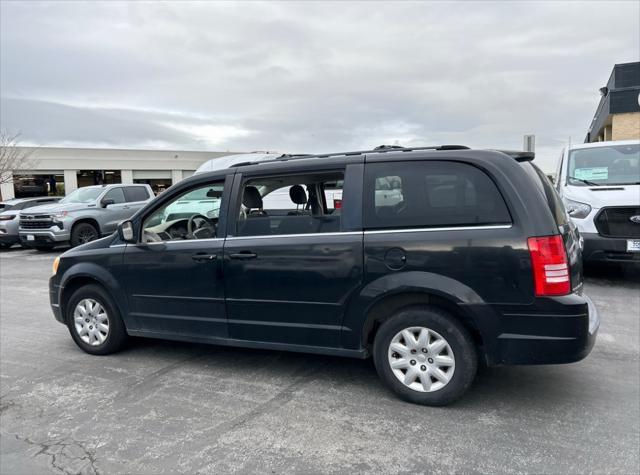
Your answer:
(229, 252), (257, 259)
(192, 253), (217, 261)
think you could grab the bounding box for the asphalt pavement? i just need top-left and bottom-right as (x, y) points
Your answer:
(1, 247), (638, 474)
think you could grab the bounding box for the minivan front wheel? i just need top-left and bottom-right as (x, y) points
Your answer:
(373, 306), (477, 406)
(66, 284), (127, 355)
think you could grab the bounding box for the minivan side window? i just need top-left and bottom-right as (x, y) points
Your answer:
(236, 171), (344, 237)
(142, 181), (224, 242)
(364, 161), (511, 229)
(124, 186), (150, 202)
(103, 188), (126, 204)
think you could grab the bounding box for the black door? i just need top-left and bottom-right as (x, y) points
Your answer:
(123, 177), (231, 339)
(223, 165), (364, 349)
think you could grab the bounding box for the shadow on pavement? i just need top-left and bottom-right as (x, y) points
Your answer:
(125, 336), (585, 409)
(584, 261), (640, 285)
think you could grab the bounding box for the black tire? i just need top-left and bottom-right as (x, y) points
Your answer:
(70, 222), (99, 247)
(373, 306), (478, 406)
(66, 284), (127, 355)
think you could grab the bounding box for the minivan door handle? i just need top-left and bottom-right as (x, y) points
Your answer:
(229, 251), (257, 259)
(192, 253), (217, 261)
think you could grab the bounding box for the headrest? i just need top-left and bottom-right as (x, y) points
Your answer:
(242, 186), (263, 209)
(289, 185), (308, 205)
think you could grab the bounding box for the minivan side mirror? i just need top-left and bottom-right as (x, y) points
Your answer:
(118, 220), (135, 242)
(101, 198), (115, 208)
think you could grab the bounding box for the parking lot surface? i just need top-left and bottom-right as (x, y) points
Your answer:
(1, 247), (638, 474)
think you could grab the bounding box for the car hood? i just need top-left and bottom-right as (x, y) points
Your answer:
(564, 184), (640, 208)
(20, 202), (92, 215)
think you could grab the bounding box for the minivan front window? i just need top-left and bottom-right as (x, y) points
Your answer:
(567, 144), (640, 186)
(60, 187), (103, 204)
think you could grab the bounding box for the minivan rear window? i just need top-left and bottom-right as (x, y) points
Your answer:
(364, 161), (511, 230)
(519, 162), (568, 227)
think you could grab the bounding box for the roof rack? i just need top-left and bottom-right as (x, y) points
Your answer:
(234, 144), (471, 167)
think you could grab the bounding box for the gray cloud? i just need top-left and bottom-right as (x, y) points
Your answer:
(1, 1), (638, 171)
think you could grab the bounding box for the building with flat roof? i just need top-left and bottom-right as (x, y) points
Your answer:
(585, 61), (640, 143)
(0, 147), (243, 200)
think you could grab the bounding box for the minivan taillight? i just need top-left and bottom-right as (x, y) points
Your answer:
(527, 235), (571, 296)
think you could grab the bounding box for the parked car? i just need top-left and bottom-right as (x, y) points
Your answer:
(0, 196), (62, 248)
(20, 184), (153, 250)
(555, 140), (640, 263)
(49, 145), (598, 406)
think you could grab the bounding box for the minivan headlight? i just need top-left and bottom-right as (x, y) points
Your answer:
(52, 256), (60, 276)
(564, 198), (591, 219)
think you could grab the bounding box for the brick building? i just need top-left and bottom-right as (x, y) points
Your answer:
(585, 61), (640, 143)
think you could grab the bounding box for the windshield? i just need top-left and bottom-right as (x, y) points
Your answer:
(568, 143), (640, 186)
(60, 187), (103, 204)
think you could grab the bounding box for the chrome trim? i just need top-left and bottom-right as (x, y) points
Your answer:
(226, 231), (363, 240)
(133, 293), (224, 302)
(364, 224), (512, 235)
(226, 297), (340, 306)
(136, 237), (225, 246)
(123, 224), (510, 244)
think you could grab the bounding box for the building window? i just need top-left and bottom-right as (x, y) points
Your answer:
(133, 178), (172, 195)
(76, 170), (122, 187)
(12, 174), (64, 198)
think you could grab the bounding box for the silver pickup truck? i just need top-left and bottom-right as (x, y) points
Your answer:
(19, 184), (153, 250)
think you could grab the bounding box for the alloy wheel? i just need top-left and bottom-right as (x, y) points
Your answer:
(78, 229), (97, 243)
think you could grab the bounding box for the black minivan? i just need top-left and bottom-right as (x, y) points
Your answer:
(50, 146), (599, 405)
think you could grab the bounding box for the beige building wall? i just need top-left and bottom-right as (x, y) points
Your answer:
(612, 112), (640, 141)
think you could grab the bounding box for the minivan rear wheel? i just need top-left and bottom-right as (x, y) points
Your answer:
(70, 222), (99, 247)
(373, 306), (477, 406)
(66, 284), (127, 355)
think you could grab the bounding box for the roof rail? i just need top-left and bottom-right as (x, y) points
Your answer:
(280, 144), (469, 160)
(494, 150), (535, 161)
(233, 144), (471, 167)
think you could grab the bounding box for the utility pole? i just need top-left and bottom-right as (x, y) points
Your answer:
(523, 134), (535, 152)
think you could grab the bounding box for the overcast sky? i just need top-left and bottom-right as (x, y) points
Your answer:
(1, 1), (638, 172)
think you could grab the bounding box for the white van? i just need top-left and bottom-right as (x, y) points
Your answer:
(555, 140), (640, 263)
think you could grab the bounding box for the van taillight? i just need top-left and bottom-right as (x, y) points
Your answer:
(333, 199), (342, 209)
(527, 235), (571, 296)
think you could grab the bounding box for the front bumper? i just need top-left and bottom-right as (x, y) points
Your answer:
(582, 232), (640, 263)
(19, 229), (71, 247)
(0, 221), (19, 245)
(484, 292), (599, 365)
(49, 277), (65, 324)
(0, 232), (19, 245)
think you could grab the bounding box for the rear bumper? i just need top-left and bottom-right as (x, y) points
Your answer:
(479, 292), (599, 366)
(582, 232), (640, 263)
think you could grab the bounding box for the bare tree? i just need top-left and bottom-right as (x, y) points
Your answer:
(0, 131), (37, 200)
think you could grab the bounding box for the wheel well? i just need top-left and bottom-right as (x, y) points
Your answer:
(60, 276), (104, 319)
(72, 218), (100, 235)
(362, 292), (484, 353)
